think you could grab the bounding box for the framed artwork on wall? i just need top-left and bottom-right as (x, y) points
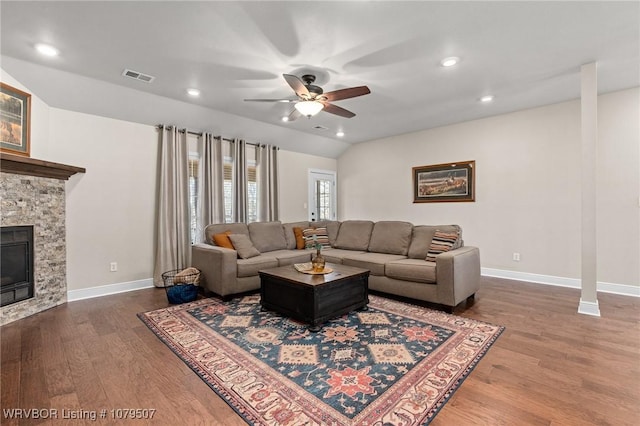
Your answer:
(413, 160), (475, 203)
(0, 82), (31, 157)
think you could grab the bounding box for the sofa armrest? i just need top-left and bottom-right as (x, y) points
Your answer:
(191, 243), (238, 297)
(435, 246), (481, 306)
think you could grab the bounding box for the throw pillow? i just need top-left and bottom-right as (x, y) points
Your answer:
(228, 234), (261, 259)
(302, 227), (330, 249)
(212, 231), (234, 249)
(426, 230), (460, 262)
(293, 227), (306, 250)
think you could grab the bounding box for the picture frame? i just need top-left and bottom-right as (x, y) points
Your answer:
(413, 160), (475, 203)
(0, 82), (31, 157)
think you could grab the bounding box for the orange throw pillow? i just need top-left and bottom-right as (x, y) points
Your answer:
(293, 227), (306, 250)
(213, 231), (234, 249)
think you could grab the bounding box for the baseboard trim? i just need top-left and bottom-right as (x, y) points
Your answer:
(65, 270), (638, 302)
(67, 278), (155, 302)
(481, 268), (640, 298)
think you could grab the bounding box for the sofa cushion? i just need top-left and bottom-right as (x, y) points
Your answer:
(212, 231), (234, 249)
(320, 248), (366, 264)
(333, 220), (374, 251)
(236, 256), (279, 278)
(386, 259), (437, 284)
(228, 234), (261, 259)
(248, 221), (287, 252)
(342, 252), (407, 276)
(367, 221), (413, 255)
(407, 225), (462, 259)
(283, 221), (309, 249)
(426, 230), (461, 261)
(205, 223), (249, 245)
(314, 220), (341, 246)
(266, 249), (312, 266)
(302, 227), (330, 249)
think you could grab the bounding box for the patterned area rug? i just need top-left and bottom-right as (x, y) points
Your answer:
(139, 295), (503, 425)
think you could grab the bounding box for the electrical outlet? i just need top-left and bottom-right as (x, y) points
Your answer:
(110, 262), (118, 272)
(512, 253), (521, 262)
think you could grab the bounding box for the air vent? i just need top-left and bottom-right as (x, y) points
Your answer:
(313, 125), (328, 131)
(122, 69), (155, 83)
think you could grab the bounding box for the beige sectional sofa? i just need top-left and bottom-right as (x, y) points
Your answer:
(191, 220), (480, 311)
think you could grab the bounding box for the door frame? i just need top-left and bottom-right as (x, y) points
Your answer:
(308, 169), (337, 222)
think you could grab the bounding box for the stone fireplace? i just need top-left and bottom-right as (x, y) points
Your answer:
(0, 153), (84, 325)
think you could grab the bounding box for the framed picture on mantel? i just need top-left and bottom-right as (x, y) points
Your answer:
(413, 160), (475, 203)
(0, 82), (31, 157)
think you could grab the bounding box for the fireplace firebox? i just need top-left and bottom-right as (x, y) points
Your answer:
(1, 226), (34, 307)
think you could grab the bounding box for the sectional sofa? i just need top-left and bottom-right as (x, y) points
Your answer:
(191, 220), (480, 311)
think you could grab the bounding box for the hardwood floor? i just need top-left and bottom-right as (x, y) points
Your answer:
(2, 277), (639, 425)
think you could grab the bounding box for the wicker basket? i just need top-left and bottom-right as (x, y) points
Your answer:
(162, 268), (200, 304)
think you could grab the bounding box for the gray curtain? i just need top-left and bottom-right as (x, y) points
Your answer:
(197, 133), (224, 240)
(257, 144), (279, 221)
(231, 138), (248, 223)
(153, 126), (190, 287)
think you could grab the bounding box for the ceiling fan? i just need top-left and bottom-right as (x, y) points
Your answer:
(245, 74), (371, 121)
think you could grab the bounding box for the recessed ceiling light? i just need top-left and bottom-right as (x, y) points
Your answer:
(336, 131), (345, 137)
(281, 116), (289, 122)
(480, 95), (495, 103)
(35, 43), (59, 57)
(440, 57), (459, 67)
(187, 88), (200, 97)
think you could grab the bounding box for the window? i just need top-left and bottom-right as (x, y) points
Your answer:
(188, 155), (199, 244)
(188, 139), (260, 244)
(247, 162), (257, 223)
(223, 160), (258, 223)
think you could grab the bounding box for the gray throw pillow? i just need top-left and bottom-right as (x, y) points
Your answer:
(228, 234), (261, 259)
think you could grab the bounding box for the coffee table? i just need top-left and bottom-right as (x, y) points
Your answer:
(259, 263), (370, 331)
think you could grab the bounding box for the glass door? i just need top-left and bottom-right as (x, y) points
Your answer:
(308, 170), (337, 222)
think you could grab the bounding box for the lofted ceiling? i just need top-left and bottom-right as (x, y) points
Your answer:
(1, 1), (638, 157)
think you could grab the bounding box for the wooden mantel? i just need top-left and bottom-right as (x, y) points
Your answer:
(0, 153), (85, 180)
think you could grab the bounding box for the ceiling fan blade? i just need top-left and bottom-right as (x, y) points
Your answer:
(322, 86), (370, 102)
(283, 74), (310, 98)
(286, 109), (302, 122)
(321, 102), (356, 118)
(244, 98), (298, 102)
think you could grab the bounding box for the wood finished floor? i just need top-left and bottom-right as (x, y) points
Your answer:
(1, 277), (639, 425)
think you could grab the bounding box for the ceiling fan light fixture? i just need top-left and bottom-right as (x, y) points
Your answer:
(294, 100), (323, 117)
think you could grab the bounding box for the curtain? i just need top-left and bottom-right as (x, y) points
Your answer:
(257, 144), (279, 221)
(153, 126), (191, 287)
(197, 133), (224, 240)
(231, 138), (248, 223)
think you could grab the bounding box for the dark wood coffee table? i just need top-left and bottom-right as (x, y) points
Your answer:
(259, 263), (370, 331)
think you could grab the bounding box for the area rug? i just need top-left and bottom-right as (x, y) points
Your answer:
(138, 295), (503, 425)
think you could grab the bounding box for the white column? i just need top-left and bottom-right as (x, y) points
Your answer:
(578, 62), (600, 316)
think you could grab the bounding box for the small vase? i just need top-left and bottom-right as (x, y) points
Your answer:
(311, 247), (325, 272)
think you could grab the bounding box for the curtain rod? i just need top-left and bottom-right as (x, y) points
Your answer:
(156, 124), (277, 149)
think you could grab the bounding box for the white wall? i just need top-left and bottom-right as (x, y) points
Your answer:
(597, 89), (640, 287)
(338, 88), (639, 289)
(278, 150), (337, 223)
(49, 109), (158, 291)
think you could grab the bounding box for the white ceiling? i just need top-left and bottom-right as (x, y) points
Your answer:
(1, 1), (638, 157)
